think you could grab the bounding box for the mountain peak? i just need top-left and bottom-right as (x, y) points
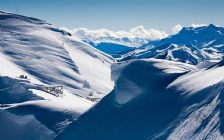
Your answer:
(121, 24), (224, 64)
(178, 24), (218, 34)
(0, 11), (48, 25)
(208, 24), (216, 28)
(178, 27), (194, 34)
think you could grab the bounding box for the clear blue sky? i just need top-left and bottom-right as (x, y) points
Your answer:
(0, 0), (223, 33)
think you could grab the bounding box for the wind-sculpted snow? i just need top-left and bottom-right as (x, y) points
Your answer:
(167, 62), (224, 96)
(1, 11), (224, 140)
(0, 11), (114, 97)
(0, 76), (92, 140)
(0, 11), (113, 140)
(55, 59), (224, 140)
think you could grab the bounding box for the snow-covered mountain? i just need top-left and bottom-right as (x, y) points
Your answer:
(0, 11), (115, 97)
(120, 24), (224, 64)
(56, 58), (224, 140)
(0, 11), (115, 139)
(1, 11), (224, 140)
(66, 26), (168, 57)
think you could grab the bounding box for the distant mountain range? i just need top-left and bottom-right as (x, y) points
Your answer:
(77, 24), (224, 65)
(70, 26), (168, 57)
(1, 11), (224, 140)
(119, 24), (224, 64)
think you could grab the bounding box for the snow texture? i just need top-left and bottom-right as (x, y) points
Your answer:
(55, 59), (224, 140)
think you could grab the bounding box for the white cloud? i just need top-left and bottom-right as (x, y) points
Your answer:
(172, 25), (183, 34)
(191, 24), (208, 28)
(130, 26), (168, 40)
(71, 26), (168, 40)
(72, 28), (117, 39)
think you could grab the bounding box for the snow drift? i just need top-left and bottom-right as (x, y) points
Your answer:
(1, 11), (224, 140)
(56, 59), (224, 140)
(0, 76), (93, 140)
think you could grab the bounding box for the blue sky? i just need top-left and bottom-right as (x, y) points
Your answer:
(0, 0), (223, 33)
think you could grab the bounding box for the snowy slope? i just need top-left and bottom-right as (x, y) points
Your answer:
(120, 24), (224, 64)
(1, 10), (224, 140)
(56, 59), (224, 140)
(0, 76), (93, 140)
(0, 11), (115, 140)
(0, 11), (115, 97)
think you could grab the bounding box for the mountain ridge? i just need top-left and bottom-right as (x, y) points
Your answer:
(119, 24), (224, 64)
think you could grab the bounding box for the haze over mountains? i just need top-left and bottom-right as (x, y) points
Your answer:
(0, 11), (224, 140)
